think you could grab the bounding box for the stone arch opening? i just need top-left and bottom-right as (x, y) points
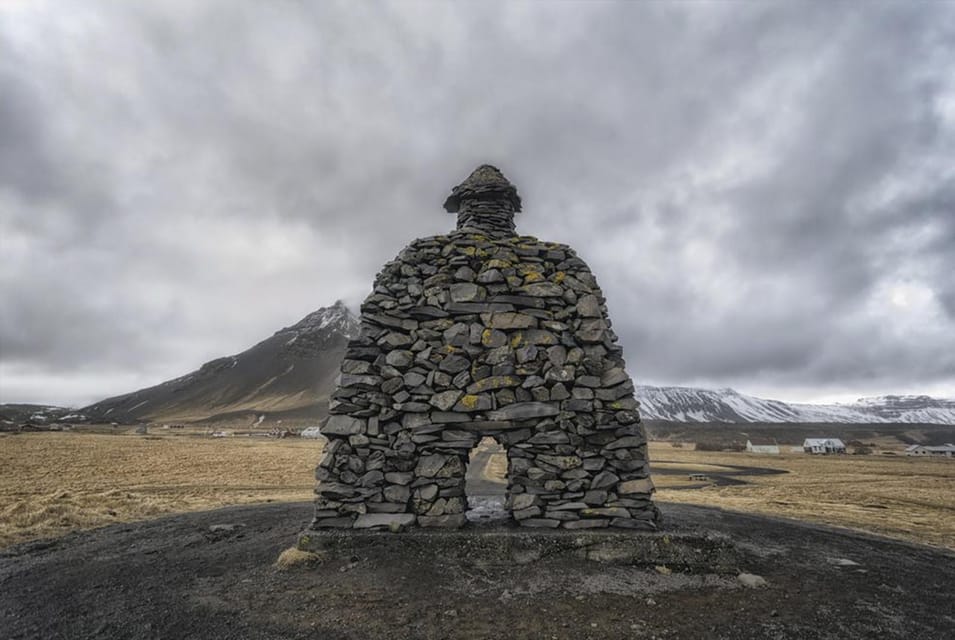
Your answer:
(464, 435), (508, 524)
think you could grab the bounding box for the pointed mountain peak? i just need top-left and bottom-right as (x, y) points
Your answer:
(282, 303), (359, 338)
(81, 299), (361, 423)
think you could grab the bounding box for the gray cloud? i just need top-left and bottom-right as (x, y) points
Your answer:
(1, 0), (954, 406)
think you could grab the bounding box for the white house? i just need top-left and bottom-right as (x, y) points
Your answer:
(300, 426), (324, 439)
(905, 443), (955, 457)
(746, 437), (780, 454)
(803, 438), (846, 454)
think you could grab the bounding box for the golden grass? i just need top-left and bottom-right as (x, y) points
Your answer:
(1, 433), (953, 551)
(649, 442), (955, 550)
(482, 438), (509, 480)
(0, 432), (319, 549)
(275, 546), (324, 570)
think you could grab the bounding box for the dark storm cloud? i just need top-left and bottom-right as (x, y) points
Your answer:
(1, 0), (953, 406)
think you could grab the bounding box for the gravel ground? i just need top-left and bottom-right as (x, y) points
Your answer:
(1, 501), (953, 640)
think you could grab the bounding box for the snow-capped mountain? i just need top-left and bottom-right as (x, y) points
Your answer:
(636, 386), (955, 424)
(848, 395), (955, 424)
(26, 299), (952, 426)
(275, 302), (360, 356)
(0, 404), (83, 426)
(83, 302), (359, 423)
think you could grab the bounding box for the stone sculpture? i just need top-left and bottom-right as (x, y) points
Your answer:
(309, 165), (659, 531)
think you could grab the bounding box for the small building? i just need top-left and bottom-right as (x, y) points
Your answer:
(746, 437), (780, 454)
(905, 443), (955, 457)
(803, 438), (846, 455)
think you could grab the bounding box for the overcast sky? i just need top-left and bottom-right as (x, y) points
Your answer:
(2, 1), (954, 407)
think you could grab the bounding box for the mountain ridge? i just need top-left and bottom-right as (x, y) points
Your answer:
(80, 301), (359, 423)
(3, 302), (951, 425)
(636, 385), (955, 424)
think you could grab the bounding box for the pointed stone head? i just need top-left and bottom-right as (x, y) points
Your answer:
(443, 164), (522, 213)
(443, 165), (522, 234)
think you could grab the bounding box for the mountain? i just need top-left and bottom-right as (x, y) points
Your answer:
(848, 395), (955, 424)
(82, 301), (359, 423)
(636, 386), (955, 424)
(66, 300), (952, 426)
(0, 404), (76, 426)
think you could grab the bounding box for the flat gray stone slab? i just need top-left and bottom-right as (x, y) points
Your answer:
(352, 514), (416, 530)
(298, 526), (742, 572)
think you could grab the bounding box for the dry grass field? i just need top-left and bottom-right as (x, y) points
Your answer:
(0, 432), (320, 549)
(651, 443), (955, 549)
(1, 432), (953, 550)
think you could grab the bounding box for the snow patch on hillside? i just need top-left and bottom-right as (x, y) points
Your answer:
(636, 386), (955, 424)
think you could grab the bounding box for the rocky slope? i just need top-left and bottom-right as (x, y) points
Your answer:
(636, 386), (955, 424)
(82, 302), (359, 423)
(848, 394), (955, 424)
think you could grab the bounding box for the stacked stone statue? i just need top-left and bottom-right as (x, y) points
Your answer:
(310, 165), (660, 531)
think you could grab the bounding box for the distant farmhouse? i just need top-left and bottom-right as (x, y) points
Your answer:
(905, 443), (955, 458)
(803, 438), (846, 454)
(746, 437), (780, 454)
(300, 426), (323, 439)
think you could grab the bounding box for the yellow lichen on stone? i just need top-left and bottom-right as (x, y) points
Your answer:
(510, 332), (525, 348)
(442, 344), (457, 354)
(523, 271), (544, 283)
(486, 258), (511, 269)
(461, 246), (476, 256)
(470, 376), (520, 393)
(481, 328), (497, 346)
(460, 394), (480, 409)
(497, 250), (519, 262)
(553, 271), (566, 284)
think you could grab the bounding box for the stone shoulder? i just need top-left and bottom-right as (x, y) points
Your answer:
(394, 232), (583, 266)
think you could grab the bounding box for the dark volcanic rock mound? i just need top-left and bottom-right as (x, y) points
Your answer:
(5, 502), (954, 640)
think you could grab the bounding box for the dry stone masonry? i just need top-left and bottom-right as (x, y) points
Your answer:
(310, 165), (659, 531)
